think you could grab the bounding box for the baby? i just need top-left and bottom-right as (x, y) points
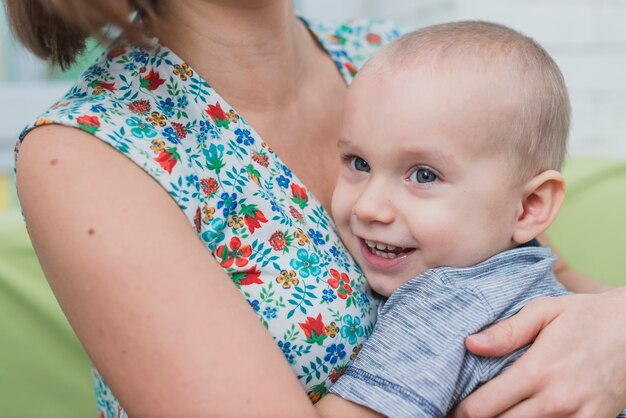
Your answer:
(315, 21), (626, 418)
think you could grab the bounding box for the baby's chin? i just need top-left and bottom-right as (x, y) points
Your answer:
(362, 262), (431, 298)
(366, 274), (407, 298)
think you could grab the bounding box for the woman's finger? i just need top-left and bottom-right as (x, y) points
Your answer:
(494, 397), (571, 418)
(465, 296), (564, 357)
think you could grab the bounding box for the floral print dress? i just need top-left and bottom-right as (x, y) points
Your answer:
(16, 18), (400, 417)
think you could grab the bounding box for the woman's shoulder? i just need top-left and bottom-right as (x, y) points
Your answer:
(16, 43), (207, 219)
(303, 17), (402, 74)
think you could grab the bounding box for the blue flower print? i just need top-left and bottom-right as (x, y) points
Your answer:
(282, 165), (293, 178)
(125, 117), (156, 139)
(263, 306), (277, 319)
(185, 174), (198, 187)
(217, 192), (238, 218)
(234, 128), (254, 146)
(322, 288), (337, 303)
(324, 343), (346, 365)
(197, 120), (211, 142)
(290, 249), (322, 279)
(269, 197), (280, 213)
(176, 95), (189, 109)
(356, 290), (371, 309)
(278, 340), (295, 364)
(308, 229), (325, 245)
(201, 218), (226, 252)
(340, 314), (364, 345)
(129, 49), (149, 64)
(163, 126), (180, 144)
(158, 98), (175, 118)
(123, 62), (137, 72)
(277, 175), (290, 188)
(247, 299), (261, 312)
(90, 103), (106, 113)
(84, 65), (104, 80)
(199, 120), (211, 134)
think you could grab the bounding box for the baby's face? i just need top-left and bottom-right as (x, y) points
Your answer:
(332, 64), (524, 297)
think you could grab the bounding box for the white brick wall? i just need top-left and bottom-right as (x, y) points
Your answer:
(295, 0), (626, 158)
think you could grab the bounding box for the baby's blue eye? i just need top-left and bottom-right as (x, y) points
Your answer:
(350, 156), (370, 172)
(410, 167), (438, 183)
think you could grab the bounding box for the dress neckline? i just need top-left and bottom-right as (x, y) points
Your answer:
(150, 17), (356, 218)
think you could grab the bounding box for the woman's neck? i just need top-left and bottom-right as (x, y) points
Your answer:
(151, 0), (317, 113)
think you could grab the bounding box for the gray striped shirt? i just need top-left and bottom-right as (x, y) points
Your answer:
(330, 244), (626, 417)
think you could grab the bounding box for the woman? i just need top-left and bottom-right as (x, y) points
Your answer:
(7, 0), (626, 416)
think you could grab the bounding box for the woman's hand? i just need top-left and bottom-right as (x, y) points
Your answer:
(453, 288), (626, 418)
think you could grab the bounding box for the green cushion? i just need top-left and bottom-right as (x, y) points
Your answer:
(0, 209), (95, 418)
(547, 158), (626, 287)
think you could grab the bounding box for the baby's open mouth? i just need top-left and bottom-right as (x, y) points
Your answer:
(363, 239), (415, 259)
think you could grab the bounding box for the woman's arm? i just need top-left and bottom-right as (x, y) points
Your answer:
(455, 289), (626, 417)
(16, 125), (317, 417)
(316, 394), (384, 418)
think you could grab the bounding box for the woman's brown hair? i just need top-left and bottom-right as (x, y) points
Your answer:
(4, 0), (157, 69)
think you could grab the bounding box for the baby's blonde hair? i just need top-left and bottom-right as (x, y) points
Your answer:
(363, 21), (570, 182)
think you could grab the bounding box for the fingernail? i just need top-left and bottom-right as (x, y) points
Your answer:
(469, 332), (491, 344)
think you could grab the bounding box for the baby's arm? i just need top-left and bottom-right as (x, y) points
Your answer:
(325, 270), (493, 418)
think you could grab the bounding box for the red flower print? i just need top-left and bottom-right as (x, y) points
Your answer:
(216, 237), (252, 268)
(141, 68), (165, 91)
(328, 269), (353, 300)
(289, 206), (304, 222)
(298, 313), (327, 345)
(193, 207), (202, 232)
(200, 177), (219, 196)
(231, 264), (263, 287)
(244, 210), (267, 234)
(153, 147), (179, 174)
(329, 366), (348, 383)
(205, 102), (230, 128)
(251, 151), (269, 168)
(128, 99), (152, 115)
(240, 203), (268, 234)
(76, 115), (100, 134)
(171, 121), (187, 139)
(96, 80), (116, 92)
(106, 47), (126, 58)
(344, 61), (357, 77)
(268, 230), (286, 251)
(291, 183), (309, 209)
(366, 33), (382, 45)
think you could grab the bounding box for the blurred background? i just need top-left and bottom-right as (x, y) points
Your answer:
(1, 1), (625, 416)
(2, 0), (626, 207)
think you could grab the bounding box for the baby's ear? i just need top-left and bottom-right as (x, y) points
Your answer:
(512, 170), (565, 245)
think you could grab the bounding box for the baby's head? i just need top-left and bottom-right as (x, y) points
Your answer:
(332, 21), (570, 297)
